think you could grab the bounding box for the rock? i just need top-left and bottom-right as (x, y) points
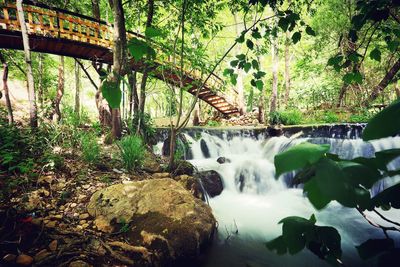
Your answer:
(70, 203), (77, 208)
(45, 221), (57, 228)
(200, 139), (210, 158)
(162, 134), (192, 160)
(68, 260), (91, 267)
(15, 254), (33, 266)
(3, 254), (17, 262)
(79, 213), (90, 219)
(152, 172), (170, 179)
(195, 170), (223, 197)
(49, 240), (58, 251)
(93, 216), (113, 232)
(217, 157), (231, 164)
(174, 175), (203, 200)
(82, 184), (90, 190)
(25, 191), (42, 211)
(143, 150), (162, 173)
(38, 175), (54, 185)
(34, 249), (51, 262)
(81, 223), (89, 229)
(171, 160), (195, 176)
(79, 220), (87, 225)
(87, 179), (215, 263)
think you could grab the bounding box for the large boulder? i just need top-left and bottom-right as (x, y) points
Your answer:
(195, 170), (223, 197)
(87, 179), (215, 265)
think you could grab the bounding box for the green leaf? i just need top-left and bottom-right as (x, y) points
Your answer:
(230, 60), (239, 67)
(304, 177), (331, 209)
(255, 80), (263, 91)
(371, 183), (400, 209)
(356, 239), (394, 260)
(252, 59), (259, 70)
(387, 40), (399, 52)
(292, 32), (301, 44)
(363, 99), (400, 141)
(128, 38), (148, 61)
(278, 17), (289, 31)
(327, 55), (343, 66)
(244, 62), (252, 73)
(305, 26), (316, 36)
(342, 73), (354, 84)
(145, 26), (163, 38)
(101, 80), (121, 109)
(339, 161), (382, 189)
(274, 142), (330, 177)
(223, 68), (234, 77)
(230, 74), (238, 86)
(236, 33), (245, 43)
(246, 39), (254, 49)
(353, 72), (363, 84)
(251, 30), (262, 39)
(348, 53), (360, 62)
(266, 236), (287, 255)
(370, 48), (381, 62)
(236, 54), (246, 60)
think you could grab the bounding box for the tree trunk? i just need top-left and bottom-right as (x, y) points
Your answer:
(395, 82), (400, 98)
(128, 70), (139, 117)
(91, 0), (100, 20)
(363, 58), (400, 106)
(137, 0), (155, 135)
(168, 127), (177, 171)
(270, 30), (279, 113)
(0, 52), (14, 124)
(74, 60), (81, 115)
(17, 0), (38, 128)
(234, 13), (245, 115)
(284, 31), (291, 106)
(38, 53), (44, 109)
(108, 0), (127, 139)
(53, 56), (64, 122)
(193, 101), (200, 126)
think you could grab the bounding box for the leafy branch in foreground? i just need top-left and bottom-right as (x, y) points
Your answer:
(268, 98), (400, 266)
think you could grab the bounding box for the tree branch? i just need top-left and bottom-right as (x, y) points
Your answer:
(74, 59), (98, 90)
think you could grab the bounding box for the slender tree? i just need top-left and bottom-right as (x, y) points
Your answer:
(270, 24), (279, 113)
(52, 56), (64, 122)
(108, 0), (128, 139)
(0, 51), (13, 124)
(234, 13), (246, 115)
(16, 0), (38, 128)
(74, 60), (81, 115)
(284, 31), (291, 106)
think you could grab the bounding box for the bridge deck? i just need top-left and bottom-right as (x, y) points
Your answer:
(0, 1), (239, 116)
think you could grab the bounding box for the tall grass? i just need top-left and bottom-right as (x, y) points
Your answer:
(117, 135), (145, 172)
(80, 132), (100, 164)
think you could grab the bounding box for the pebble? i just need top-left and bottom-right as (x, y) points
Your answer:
(73, 212), (79, 217)
(69, 260), (91, 267)
(82, 184), (90, 189)
(52, 214), (62, 220)
(70, 203), (77, 208)
(49, 240), (58, 251)
(15, 254), (33, 266)
(81, 223), (89, 229)
(79, 213), (90, 220)
(79, 220), (87, 225)
(46, 221), (57, 228)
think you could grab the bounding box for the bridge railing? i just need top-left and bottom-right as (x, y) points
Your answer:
(0, 0), (237, 109)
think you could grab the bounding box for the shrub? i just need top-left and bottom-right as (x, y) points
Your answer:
(127, 112), (156, 145)
(80, 132), (100, 164)
(269, 110), (303, 125)
(117, 135), (145, 172)
(206, 120), (220, 127)
(322, 110), (339, 123)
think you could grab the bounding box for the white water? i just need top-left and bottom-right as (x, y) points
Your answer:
(181, 131), (400, 267)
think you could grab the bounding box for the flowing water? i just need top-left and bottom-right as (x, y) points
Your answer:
(160, 128), (400, 267)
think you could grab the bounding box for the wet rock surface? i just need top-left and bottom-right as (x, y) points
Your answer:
(87, 179), (216, 264)
(196, 170), (224, 197)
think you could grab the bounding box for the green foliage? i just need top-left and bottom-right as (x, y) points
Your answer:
(206, 120), (221, 127)
(128, 112), (156, 145)
(117, 135), (145, 173)
(362, 98), (400, 141)
(80, 132), (100, 164)
(266, 215), (341, 265)
(322, 111), (339, 123)
(270, 100), (400, 265)
(269, 110), (303, 125)
(101, 79), (121, 109)
(127, 37), (156, 61)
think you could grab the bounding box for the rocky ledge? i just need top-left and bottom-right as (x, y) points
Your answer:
(87, 178), (216, 266)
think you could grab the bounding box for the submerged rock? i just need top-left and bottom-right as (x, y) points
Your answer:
(200, 139), (210, 158)
(196, 170), (223, 197)
(87, 179), (215, 264)
(171, 160), (195, 176)
(216, 157), (231, 164)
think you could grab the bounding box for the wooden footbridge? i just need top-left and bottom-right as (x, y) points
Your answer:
(0, 0), (240, 116)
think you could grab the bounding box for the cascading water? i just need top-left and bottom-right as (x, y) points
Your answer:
(175, 129), (400, 267)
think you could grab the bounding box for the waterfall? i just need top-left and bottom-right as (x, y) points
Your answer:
(173, 128), (400, 267)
